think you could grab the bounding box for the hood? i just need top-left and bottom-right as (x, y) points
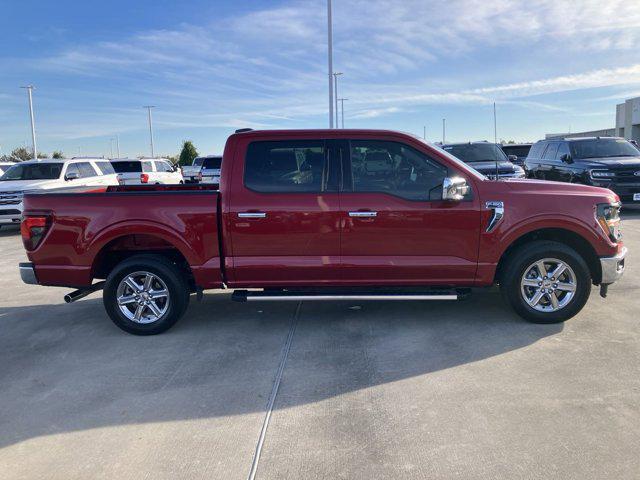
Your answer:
(500, 178), (617, 200)
(577, 156), (640, 168)
(0, 179), (62, 192)
(467, 160), (518, 175)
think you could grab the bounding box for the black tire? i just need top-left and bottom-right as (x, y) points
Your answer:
(103, 254), (190, 335)
(499, 240), (591, 324)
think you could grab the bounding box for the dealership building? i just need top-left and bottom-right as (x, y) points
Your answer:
(547, 95), (640, 141)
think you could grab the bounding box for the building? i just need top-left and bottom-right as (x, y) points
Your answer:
(546, 95), (640, 142)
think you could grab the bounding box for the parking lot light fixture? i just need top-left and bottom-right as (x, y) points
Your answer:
(21, 85), (37, 160)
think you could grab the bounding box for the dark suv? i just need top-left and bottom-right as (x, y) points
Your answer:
(525, 137), (640, 204)
(441, 142), (525, 179)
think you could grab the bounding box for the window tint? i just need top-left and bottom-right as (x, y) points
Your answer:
(65, 163), (80, 178)
(155, 161), (173, 172)
(1, 163), (64, 181)
(502, 145), (531, 157)
(569, 138), (640, 159)
(542, 143), (559, 160)
(350, 140), (447, 201)
(244, 141), (326, 192)
(202, 157), (222, 169)
(556, 143), (570, 159)
(95, 161), (116, 175)
(442, 143), (507, 163)
(142, 161), (153, 172)
(528, 142), (545, 159)
(111, 161), (141, 173)
(76, 162), (97, 178)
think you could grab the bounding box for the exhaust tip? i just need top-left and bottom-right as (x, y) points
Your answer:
(64, 294), (73, 303)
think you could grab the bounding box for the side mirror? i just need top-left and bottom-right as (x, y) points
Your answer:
(560, 153), (573, 164)
(65, 171), (79, 181)
(442, 177), (469, 201)
(172, 164), (179, 172)
(508, 155), (518, 163)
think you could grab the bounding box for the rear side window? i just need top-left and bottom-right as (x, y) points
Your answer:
(112, 161), (142, 173)
(542, 143), (559, 160)
(349, 140), (447, 201)
(95, 161), (116, 175)
(203, 157), (222, 169)
(244, 141), (326, 192)
(527, 142), (545, 158)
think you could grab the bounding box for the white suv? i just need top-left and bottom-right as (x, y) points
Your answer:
(0, 158), (118, 227)
(111, 158), (183, 185)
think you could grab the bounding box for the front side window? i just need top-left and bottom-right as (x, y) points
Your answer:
(350, 140), (447, 201)
(556, 143), (570, 159)
(142, 162), (154, 173)
(244, 141), (326, 192)
(0, 163), (63, 181)
(155, 161), (172, 172)
(76, 162), (97, 178)
(95, 161), (116, 175)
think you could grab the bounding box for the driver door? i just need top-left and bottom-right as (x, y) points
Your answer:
(339, 138), (481, 285)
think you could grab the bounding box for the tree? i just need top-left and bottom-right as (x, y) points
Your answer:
(9, 147), (33, 162)
(178, 140), (198, 167)
(52, 151), (65, 159)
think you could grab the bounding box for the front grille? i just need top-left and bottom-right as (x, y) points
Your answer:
(0, 191), (23, 205)
(0, 209), (21, 216)
(611, 169), (640, 184)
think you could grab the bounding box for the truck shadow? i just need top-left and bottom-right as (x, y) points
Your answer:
(0, 290), (562, 449)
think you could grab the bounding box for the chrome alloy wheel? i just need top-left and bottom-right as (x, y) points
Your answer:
(116, 271), (170, 324)
(520, 258), (577, 312)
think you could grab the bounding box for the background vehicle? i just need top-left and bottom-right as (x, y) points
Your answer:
(0, 162), (17, 176)
(20, 129), (626, 335)
(182, 155), (222, 183)
(0, 157), (118, 227)
(524, 137), (640, 204)
(500, 143), (532, 167)
(441, 142), (526, 179)
(111, 158), (183, 185)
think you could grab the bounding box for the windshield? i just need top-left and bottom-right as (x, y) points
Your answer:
(0, 163), (63, 181)
(202, 158), (222, 169)
(193, 158), (204, 167)
(569, 138), (640, 159)
(111, 161), (142, 173)
(442, 143), (508, 163)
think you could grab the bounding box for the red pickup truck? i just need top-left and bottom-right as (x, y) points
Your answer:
(19, 129), (627, 335)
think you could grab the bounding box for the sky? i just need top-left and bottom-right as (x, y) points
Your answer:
(1, 0), (640, 158)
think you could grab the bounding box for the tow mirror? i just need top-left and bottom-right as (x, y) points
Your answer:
(442, 177), (469, 201)
(65, 171), (79, 181)
(560, 153), (573, 164)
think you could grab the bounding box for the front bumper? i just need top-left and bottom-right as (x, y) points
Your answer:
(600, 247), (627, 285)
(19, 262), (38, 285)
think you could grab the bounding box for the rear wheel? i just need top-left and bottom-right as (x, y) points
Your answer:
(103, 255), (190, 335)
(500, 241), (591, 323)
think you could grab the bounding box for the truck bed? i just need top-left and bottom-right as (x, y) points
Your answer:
(22, 185), (222, 289)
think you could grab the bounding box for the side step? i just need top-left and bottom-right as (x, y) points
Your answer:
(232, 288), (470, 303)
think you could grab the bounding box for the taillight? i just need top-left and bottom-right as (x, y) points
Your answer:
(140, 173), (149, 184)
(21, 216), (50, 251)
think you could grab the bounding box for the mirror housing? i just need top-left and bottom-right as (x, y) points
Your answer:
(560, 153), (573, 164)
(65, 171), (79, 181)
(507, 155), (518, 163)
(442, 177), (469, 201)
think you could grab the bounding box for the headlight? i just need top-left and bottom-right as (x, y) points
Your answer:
(590, 170), (615, 179)
(596, 202), (622, 242)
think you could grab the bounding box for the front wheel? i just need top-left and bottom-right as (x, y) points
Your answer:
(103, 255), (190, 335)
(500, 241), (591, 323)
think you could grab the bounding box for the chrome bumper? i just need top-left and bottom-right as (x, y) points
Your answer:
(19, 262), (38, 285)
(600, 247), (627, 285)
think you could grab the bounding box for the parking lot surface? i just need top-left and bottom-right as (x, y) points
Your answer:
(1, 212), (639, 480)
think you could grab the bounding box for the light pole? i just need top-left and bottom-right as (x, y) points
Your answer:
(21, 85), (37, 159)
(144, 106), (155, 158)
(423, 126), (426, 140)
(116, 134), (121, 158)
(333, 72), (343, 128)
(442, 118), (446, 144)
(327, 0), (334, 128)
(109, 138), (114, 158)
(339, 98), (348, 128)
(493, 102), (497, 144)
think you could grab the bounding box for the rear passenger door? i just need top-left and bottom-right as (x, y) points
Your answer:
(339, 138), (481, 284)
(226, 138), (341, 286)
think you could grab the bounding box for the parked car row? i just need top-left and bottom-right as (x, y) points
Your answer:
(0, 155), (221, 228)
(442, 137), (640, 206)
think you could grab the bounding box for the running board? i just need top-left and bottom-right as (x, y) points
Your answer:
(232, 289), (469, 303)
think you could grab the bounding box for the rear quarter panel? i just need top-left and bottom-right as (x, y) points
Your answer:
(23, 190), (222, 288)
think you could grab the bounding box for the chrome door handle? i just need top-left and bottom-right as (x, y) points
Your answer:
(238, 212), (267, 218)
(348, 211), (377, 218)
